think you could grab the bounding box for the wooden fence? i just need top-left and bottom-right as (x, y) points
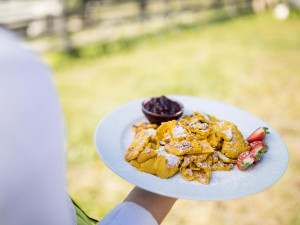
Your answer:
(0, 0), (278, 51)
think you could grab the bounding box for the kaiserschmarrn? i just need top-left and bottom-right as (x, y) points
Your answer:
(125, 112), (250, 184)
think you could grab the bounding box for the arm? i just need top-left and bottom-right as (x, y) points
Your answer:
(99, 186), (176, 225)
(124, 186), (177, 224)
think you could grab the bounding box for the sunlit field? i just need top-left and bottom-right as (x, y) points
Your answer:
(47, 11), (300, 225)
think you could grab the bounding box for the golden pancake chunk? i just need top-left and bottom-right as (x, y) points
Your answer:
(136, 144), (157, 163)
(212, 162), (234, 171)
(215, 151), (237, 164)
(221, 126), (250, 159)
(165, 140), (199, 155)
(154, 147), (180, 178)
(125, 128), (156, 161)
(132, 122), (158, 133)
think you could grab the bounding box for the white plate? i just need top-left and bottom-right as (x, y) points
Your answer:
(94, 96), (289, 200)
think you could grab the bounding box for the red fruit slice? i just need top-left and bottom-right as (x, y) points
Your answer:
(237, 151), (256, 170)
(246, 127), (270, 142)
(250, 144), (267, 161)
(250, 141), (267, 150)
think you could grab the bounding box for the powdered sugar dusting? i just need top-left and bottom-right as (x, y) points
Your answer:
(189, 122), (208, 130)
(202, 113), (211, 122)
(209, 166), (256, 186)
(143, 148), (151, 153)
(156, 147), (180, 167)
(173, 141), (194, 152)
(216, 151), (233, 162)
(185, 168), (193, 176)
(222, 127), (233, 140)
(144, 128), (156, 137)
(195, 172), (208, 184)
(165, 134), (171, 141)
(217, 121), (225, 127)
(172, 124), (187, 138)
(195, 162), (211, 169)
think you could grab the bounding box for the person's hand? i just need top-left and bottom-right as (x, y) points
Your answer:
(124, 186), (177, 224)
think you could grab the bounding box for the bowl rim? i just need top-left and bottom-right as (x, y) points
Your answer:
(141, 97), (184, 118)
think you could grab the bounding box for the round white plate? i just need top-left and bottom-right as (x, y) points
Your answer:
(94, 96), (289, 200)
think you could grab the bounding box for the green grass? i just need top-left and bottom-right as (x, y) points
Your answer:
(46, 11), (300, 225)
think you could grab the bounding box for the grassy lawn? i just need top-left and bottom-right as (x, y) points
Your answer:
(47, 10), (300, 225)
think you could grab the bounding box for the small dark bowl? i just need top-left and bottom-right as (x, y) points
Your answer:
(142, 98), (184, 125)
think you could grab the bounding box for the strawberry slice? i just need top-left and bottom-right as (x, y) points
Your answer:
(237, 151), (256, 170)
(246, 127), (270, 142)
(250, 141), (267, 150)
(250, 143), (267, 161)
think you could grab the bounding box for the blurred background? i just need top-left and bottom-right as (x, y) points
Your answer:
(1, 0), (300, 224)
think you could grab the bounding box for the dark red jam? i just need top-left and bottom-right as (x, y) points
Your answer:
(143, 96), (182, 115)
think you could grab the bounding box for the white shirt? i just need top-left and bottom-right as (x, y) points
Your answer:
(0, 28), (157, 225)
